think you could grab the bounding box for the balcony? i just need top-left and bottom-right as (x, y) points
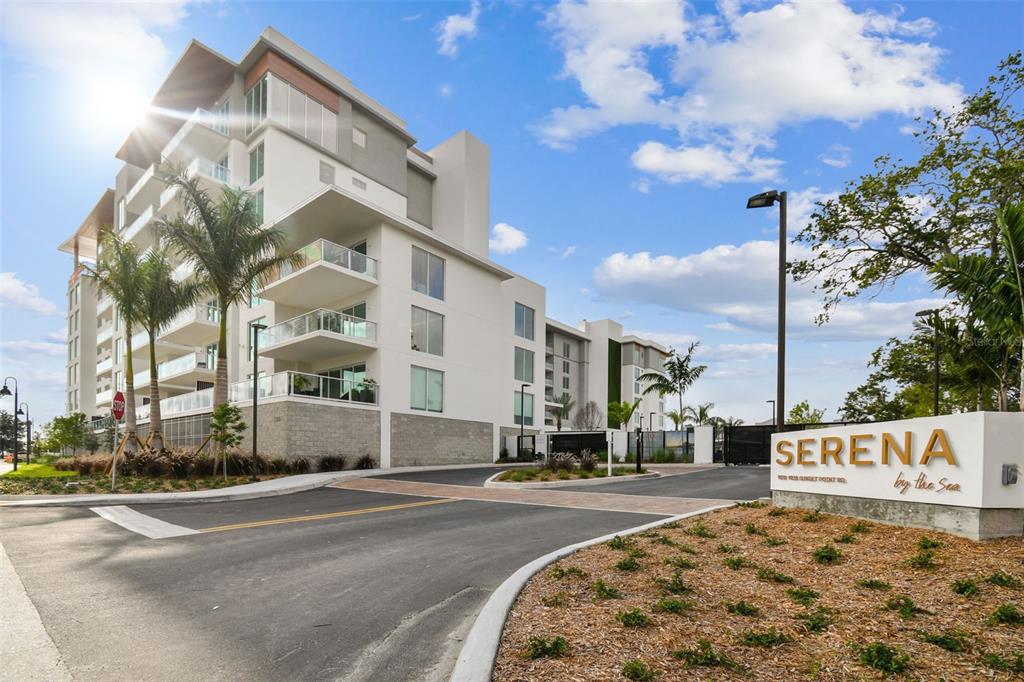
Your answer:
(96, 324), (114, 346)
(161, 107), (230, 167)
(137, 387), (213, 421)
(122, 204), (155, 244)
(97, 294), (113, 316)
(259, 309), (377, 362)
(259, 239), (377, 308)
(158, 156), (229, 218)
(96, 356), (113, 376)
(230, 370), (378, 406)
(133, 352), (213, 390)
(157, 303), (220, 347)
(171, 260), (194, 282)
(125, 163), (168, 214)
(96, 388), (112, 406)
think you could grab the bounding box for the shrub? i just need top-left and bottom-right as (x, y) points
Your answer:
(834, 533), (856, 544)
(608, 535), (633, 551)
(578, 449), (596, 472)
(723, 557), (749, 570)
(802, 510), (822, 522)
(717, 543), (738, 554)
(289, 457), (311, 474)
(917, 628), (970, 653)
(917, 536), (943, 550)
(550, 565), (588, 580)
(739, 627), (791, 647)
(627, 548), (648, 559)
(593, 580), (622, 599)
(988, 571), (1022, 588)
(671, 640), (735, 668)
(664, 556), (696, 570)
(616, 557), (640, 572)
(767, 507), (788, 517)
(981, 652), (1024, 673)
(616, 608), (651, 628)
(542, 592), (568, 608)
(906, 548), (938, 570)
(886, 595), (928, 619)
(989, 603), (1024, 625)
(676, 543), (699, 555)
(525, 635), (569, 659)
(547, 452), (576, 472)
(787, 587), (820, 606)
(726, 600), (760, 617)
(765, 537), (787, 547)
(757, 567), (794, 584)
(952, 578), (978, 597)
(621, 659), (657, 681)
(318, 454), (347, 472)
(744, 523), (767, 536)
(269, 457), (289, 474)
(653, 572), (692, 595)
(652, 597), (692, 615)
(797, 608), (834, 633)
(857, 578), (891, 590)
(736, 500), (766, 508)
(685, 521), (716, 539)
(813, 544), (842, 565)
(651, 534), (677, 547)
(354, 454), (376, 470)
(850, 520), (872, 533)
(857, 642), (910, 674)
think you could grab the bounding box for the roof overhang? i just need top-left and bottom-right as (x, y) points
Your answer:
(58, 189), (115, 259)
(546, 317), (592, 341)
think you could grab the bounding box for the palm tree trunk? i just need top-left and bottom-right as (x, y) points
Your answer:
(123, 324), (139, 454)
(148, 330), (164, 450)
(214, 304), (229, 408)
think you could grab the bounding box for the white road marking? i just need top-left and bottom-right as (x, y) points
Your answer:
(90, 505), (199, 539)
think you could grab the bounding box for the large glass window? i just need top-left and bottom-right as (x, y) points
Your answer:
(254, 190), (264, 223)
(249, 142), (264, 184)
(514, 347), (534, 383)
(411, 246), (444, 300)
(206, 343), (218, 370)
(341, 301), (367, 319)
(411, 306), (443, 355)
(411, 366), (443, 412)
(248, 280), (265, 308)
(245, 74), (268, 135)
(514, 391), (534, 426)
(514, 302), (535, 340)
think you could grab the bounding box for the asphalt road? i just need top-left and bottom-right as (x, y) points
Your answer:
(0, 487), (661, 682)
(561, 466), (771, 499)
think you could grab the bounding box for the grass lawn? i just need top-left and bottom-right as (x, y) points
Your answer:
(1, 462), (77, 479)
(0, 473), (286, 495)
(497, 466), (646, 483)
(495, 504), (1024, 680)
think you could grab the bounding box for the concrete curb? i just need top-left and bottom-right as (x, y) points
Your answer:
(0, 463), (519, 508)
(448, 502), (734, 682)
(483, 471), (660, 489)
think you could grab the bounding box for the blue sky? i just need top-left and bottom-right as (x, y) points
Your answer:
(1, 0), (1022, 427)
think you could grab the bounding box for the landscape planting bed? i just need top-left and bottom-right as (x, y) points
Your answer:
(494, 504), (1024, 681)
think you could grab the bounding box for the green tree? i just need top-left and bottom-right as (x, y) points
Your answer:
(551, 393), (575, 431)
(638, 342), (707, 420)
(787, 401), (826, 425)
(792, 52), (1024, 321)
(135, 246), (203, 449)
(157, 172), (301, 408)
(87, 231), (145, 453)
(45, 413), (89, 456)
(665, 409), (684, 429)
(681, 402), (716, 426)
(0, 410), (26, 454)
(209, 404), (246, 477)
(607, 399), (641, 430)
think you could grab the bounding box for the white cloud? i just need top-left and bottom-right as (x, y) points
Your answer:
(489, 222), (529, 254)
(0, 340), (66, 357)
(0, 273), (57, 315)
(46, 327), (68, 342)
(592, 241), (945, 339)
(786, 186), (838, 235)
(561, 245), (577, 259)
(538, 0), (961, 184)
(439, 83), (453, 98)
(632, 178), (652, 194)
(818, 144), (851, 168)
(437, 0), (481, 58)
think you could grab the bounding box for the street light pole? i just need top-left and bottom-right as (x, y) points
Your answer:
(1, 378), (19, 472)
(19, 403), (30, 465)
(250, 323), (267, 482)
(520, 383), (528, 459)
(636, 413), (644, 474)
(746, 191), (787, 432)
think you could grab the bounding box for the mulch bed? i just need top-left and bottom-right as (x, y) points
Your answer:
(494, 504), (1024, 681)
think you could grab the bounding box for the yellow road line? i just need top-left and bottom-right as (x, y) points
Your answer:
(198, 497), (457, 533)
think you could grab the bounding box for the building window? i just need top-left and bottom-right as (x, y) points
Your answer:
(214, 100), (230, 135)
(206, 343), (218, 370)
(254, 190), (264, 223)
(411, 306), (443, 355)
(563, 342), (570, 359)
(411, 246), (444, 300)
(352, 127), (367, 148)
(514, 347), (534, 383)
(248, 317), (266, 360)
(562, 376), (570, 390)
(245, 74), (268, 135)
(341, 301), (366, 319)
(562, 360), (569, 373)
(514, 391), (534, 426)
(514, 302), (535, 340)
(634, 347), (643, 365)
(249, 142), (264, 184)
(115, 371), (123, 390)
(411, 366), (443, 412)
(248, 280), (265, 308)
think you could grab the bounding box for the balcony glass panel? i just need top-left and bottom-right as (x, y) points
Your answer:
(263, 239), (378, 287)
(229, 370), (378, 405)
(133, 352), (207, 386)
(261, 309), (376, 347)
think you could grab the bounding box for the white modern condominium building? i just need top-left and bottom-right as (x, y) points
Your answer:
(59, 28), (669, 466)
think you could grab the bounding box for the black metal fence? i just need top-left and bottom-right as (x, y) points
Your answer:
(545, 431), (608, 456)
(627, 429), (695, 463)
(719, 422), (868, 465)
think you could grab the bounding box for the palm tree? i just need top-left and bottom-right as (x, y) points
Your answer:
(607, 399), (641, 430)
(666, 409), (684, 429)
(157, 171), (301, 407)
(681, 402), (716, 425)
(551, 393), (575, 431)
(639, 342), (707, 420)
(931, 203), (1024, 411)
(87, 232), (145, 453)
(135, 247), (204, 449)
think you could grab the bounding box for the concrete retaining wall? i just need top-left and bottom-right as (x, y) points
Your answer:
(391, 412), (493, 466)
(238, 399), (381, 463)
(773, 490), (1024, 541)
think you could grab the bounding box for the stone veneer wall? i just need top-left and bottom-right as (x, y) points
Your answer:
(391, 412), (493, 467)
(238, 399), (381, 463)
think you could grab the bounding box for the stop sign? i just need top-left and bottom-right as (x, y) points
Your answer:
(111, 391), (126, 421)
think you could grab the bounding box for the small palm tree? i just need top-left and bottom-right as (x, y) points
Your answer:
(552, 393), (575, 431)
(931, 203), (1024, 411)
(665, 409), (684, 429)
(640, 342), (707, 419)
(135, 247), (204, 450)
(681, 402), (716, 425)
(87, 232), (145, 453)
(157, 171), (301, 407)
(607, 399), (641, 430)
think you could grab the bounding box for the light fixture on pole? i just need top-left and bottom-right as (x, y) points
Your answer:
(250, 323), (267, 482)
(0, 378), (19, 472)
(636, 413), (644, 474)
(746, 190), (787, 432)
(915, 309), (941, 416)
(19, 402), (30, 465)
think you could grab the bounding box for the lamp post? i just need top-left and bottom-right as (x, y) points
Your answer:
(746, 190), (787, 432)
(915, 309), (941, 416)
(766, 399), (776, 426)
(250, 323), (267, 482)
(636, 413), (644, 473)
(0, 378), (19, 472)
(19, 403), (30, 465)
(520, 383), (529, 459)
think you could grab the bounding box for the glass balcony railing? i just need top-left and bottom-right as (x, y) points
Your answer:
(229, 370), (378, 406)
(260, 309), (376, 348)
(96, 325), (114, 345)
(97, 294), (113, 314)
(162, 303), (221, 335)
(96, 357), (113, 375)
(122, 204), (154, 242)
(95, 388), (112, 405)
(161, 108), (228, 160)
(262, 239), (378, 288)
(133, 352), (209, 386)
(137, 387), (214, 421)
(171, 260), (194, 282)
